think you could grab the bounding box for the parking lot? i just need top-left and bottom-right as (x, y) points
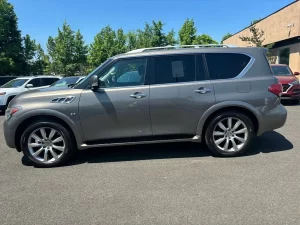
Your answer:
(0, 104), (299, 225)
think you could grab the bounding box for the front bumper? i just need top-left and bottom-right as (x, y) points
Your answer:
(3, 116), (18, 149)
(281, 84), (300, 100)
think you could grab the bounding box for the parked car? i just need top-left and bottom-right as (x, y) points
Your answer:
(271, 64), (300, 104)
(4, 45), (287, 167)
(50, 76), (85, 88)
(0, 76), (60, 112)
(0, 76), (18, 86)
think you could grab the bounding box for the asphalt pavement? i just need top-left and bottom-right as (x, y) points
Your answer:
(0, 104), (300, 225)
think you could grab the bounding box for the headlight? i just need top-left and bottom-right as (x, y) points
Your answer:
(0, 92), (6, 95)
(290, 80), (299, 85)
(5, 106), (22, 120)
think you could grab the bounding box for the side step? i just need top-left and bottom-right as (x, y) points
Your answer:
(79, 135), (201, 149)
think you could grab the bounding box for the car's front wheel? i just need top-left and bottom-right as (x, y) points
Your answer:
(21, 121), (76, 167)
(205, 111), (254, 157)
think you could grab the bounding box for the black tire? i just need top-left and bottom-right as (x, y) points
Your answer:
(204, 111), (254, 157)
(20, 121), (76, 167)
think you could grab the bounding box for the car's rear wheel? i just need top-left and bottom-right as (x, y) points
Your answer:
(21, 121), (76, 167)
(205, 111), (254, 157)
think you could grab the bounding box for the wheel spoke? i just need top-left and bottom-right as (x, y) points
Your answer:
(33, 147), (44, 157)
(234, 136), (246, 143)
(232, 120), (242, 131)
(231, 139), (238, 151)
(40, 128), (47, 140)
(44, 149), (48, 162)
(223, 138), (230, 151)
(228, 117), (232, 129)
(234, 128), (247, 134)
(213, 131), (225, 136)
(52, 136), (63, 143)
(28, 143), (42, 148)
(48, 129), (56, 140)
(215, 137), (226, 145)
(49, 149), (58, 160)
(31, 133), (42, 142)
(52, 145), (64, 152)
(217, 122), (227, 131)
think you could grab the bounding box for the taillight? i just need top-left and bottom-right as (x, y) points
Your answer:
(268, 83), (283, 97)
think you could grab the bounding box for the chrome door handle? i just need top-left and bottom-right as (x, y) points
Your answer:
(130, 92), (147, 99)
(194, 87), (211, 94)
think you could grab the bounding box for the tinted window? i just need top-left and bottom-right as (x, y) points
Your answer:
(196, 55), (209, 81)
(154, 55), (195, 84)
(27, 78), (41, 87)
(206, 53), (251, 80)
(271, 66), (292, 76)
(51, 77), (79, 87)
(99, 58), (147, 88)
(1, 79), (29, 88)
(42, 78), (60, 86)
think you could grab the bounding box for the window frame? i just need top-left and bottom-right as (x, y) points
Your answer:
(150, 53), (208, 85)
(27, 78), (42, 88)
(203, 52), (254, 81)
(95, 56), (150, 89)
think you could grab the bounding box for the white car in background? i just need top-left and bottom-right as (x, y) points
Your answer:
(0, 76), (60, 112)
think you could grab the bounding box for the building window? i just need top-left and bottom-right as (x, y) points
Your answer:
(278, 48), (290, 65)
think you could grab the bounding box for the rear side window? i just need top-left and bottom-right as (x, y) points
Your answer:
(154, 55), (195, 84)
(42, 78), (59, 86)
(205, 53), (251, 80)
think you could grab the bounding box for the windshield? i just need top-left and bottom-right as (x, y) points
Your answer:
(271, 66), (293, 76)
(51, 77), (81, 87)
(1, 79), (29, 88)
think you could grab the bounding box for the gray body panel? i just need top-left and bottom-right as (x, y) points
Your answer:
(3, 47), (287, 151)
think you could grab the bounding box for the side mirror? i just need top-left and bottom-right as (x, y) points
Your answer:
(26, 84), (33, 88)
(90, 75), (99, 91)
(294, 72), (300, 75)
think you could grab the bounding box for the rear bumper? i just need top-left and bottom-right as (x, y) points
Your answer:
(258, 104), (287, 135)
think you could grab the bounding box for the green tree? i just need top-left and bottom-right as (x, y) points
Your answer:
(239, 24), (265, 47)
(166, 29), (177, 46)
(88, 26), (116, 68)
(193, 34), (218, 45)
(31, 44), (48, 75)
(178, 19), (197, 45)
(221, 33), (232, 44)
(0, 0), (24, 75)
(23, 34), (36, 74)
(127, 31), (137, 51)
(151, 20), (167, 47)
(46, 21), (88, 75)
(115, 28), (127, 54)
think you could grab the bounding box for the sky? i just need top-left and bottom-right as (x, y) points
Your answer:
(10, 0), (296, 50)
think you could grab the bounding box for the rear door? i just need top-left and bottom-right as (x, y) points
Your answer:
(149, 54), (215, 136)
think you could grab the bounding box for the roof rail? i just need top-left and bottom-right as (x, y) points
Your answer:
(126, 44), (236, 54)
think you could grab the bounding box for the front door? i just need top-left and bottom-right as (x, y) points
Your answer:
(79, 57), (152, 142)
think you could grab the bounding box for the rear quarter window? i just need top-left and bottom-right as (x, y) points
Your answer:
(205, 53), (251, 80)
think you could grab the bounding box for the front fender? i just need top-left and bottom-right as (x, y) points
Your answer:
(13, 109), (84, 148)
(195, 101), (263, 140)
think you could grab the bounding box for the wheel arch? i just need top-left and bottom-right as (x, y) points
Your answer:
(196, 101), (262, 141)
(14, 109), (83, 152)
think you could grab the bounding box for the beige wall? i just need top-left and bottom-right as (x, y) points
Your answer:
(223, 1), (300, 46)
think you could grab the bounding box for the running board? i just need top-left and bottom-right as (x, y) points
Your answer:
(79, 135), (201, 150)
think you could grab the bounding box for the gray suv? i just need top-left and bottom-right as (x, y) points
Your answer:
(4, 45), (287, 167)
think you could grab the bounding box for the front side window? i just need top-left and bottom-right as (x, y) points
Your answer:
(206, 53), (251, 80)
(27, 78), (42, 87)
(1, 79), (29, 88)
(271, 66), (293, 76)
(154, 55), (195, 84)
(99, 58), (147, 88)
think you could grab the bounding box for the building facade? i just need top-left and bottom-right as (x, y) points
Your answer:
(223, 0), (300, 73)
